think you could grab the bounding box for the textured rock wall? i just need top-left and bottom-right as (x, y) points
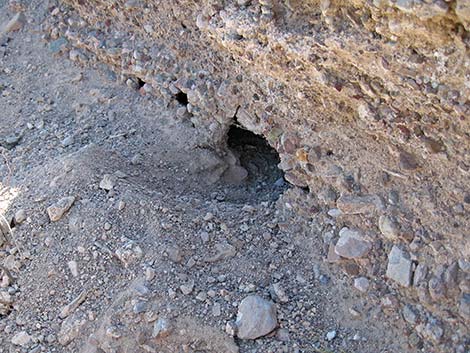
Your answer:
(40, 0), (469, 351)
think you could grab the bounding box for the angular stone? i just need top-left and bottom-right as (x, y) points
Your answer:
(334, 228), (371, 259)
(236, 295), (277, 339)
(386, 245), (413, 287)
(336, 195), (383, 214)
(47, 196), (75, 222)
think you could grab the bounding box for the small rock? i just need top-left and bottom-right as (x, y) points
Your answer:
(14, 209), (26, 224)
(270, 282), (289, 303)
(212, 302), (221, 317)
(399, 150), (419, 171)
(167, 245), (183, 263)
(225, 321), (237, 336)
(67, 260), (78, 277)
(115, 241), (143, 268)
(152, 318), (172, 338)
(47, 196), (75, 222)
(378, 215), (400, 240)
(354, 277), (369, 292)
(180, 280), (194, 295)
(236, 295), (277, 340)
(386, 245), (413, 287)
(326, 330), (336, 341)
(334, 228), (371, 259)
(99, 174), (116, 191)
(402, 304), (419, 325)
(145, 267), (155, 281)
(11, 331), (31, 347)
(205, 242), (236, 263)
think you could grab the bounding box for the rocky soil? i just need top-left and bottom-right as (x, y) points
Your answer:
(0, 1), (468, 353)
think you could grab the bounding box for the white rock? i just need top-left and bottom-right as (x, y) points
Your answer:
(236, 295), (277, 339)
(326, 330), (336, 341)
(99, 174), (116, 191)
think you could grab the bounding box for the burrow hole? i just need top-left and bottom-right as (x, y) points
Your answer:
(227, 122), (287, 200)
(136, 78), (146, 89)
(175, 92), (188, 106)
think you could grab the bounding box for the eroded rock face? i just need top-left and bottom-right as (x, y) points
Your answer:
(41, 0), (470, 351)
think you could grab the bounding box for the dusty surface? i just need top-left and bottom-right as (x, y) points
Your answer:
(0, 1), (468, 353)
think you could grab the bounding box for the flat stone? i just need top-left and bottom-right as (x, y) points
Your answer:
(47, 196), (75, 222)
(456, 0), (470, 29)
(336, 194), (383, 214)
(236, 295), (277, 339)
(334, 228), (371, 259)
(386, 245), (413, 287)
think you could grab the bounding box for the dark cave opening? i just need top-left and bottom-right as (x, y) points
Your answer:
(226, 123), (287, 201)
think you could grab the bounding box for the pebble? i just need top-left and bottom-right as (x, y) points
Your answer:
(354, 277), (369, 292)
(334, 228), (371, 259)
(115, 241), (143, 268)
(167, 245), (183, 263)
(11, 331), (31, 347)
(212, 302), (221, 317)
(326, 330), (336, 341)
(235, 295), (277, 340)
(386, 245), (413, 287)
(180, 280), (194, 295)
(402, 304), (418, 325)
(14, 209), (26, 224)
(152, 318), (172, 338)
(67, 260), (79, 277)
(270, 282), (289, 303)
(378, 215), (400, 240)
(99, 174), (116, 191)
(47, 196), (75, 222)
(145, 267), (155, 281)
